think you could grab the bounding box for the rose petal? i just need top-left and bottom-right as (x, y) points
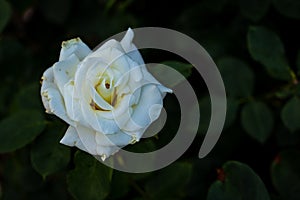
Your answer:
(120, 28), (145, 65)
(80, 100), (120, 134)
(90, 46), (131, 77)
(59, 38), (92, 61)
(53, 54), (80, 95)
(121, 85), (163, 136)
(63, 81), (90, 128)
(95, 130), (132, 147)
(60, 126), (82, 147)
(41, 68), (74, 126)
(96, 145), (119, 159)
(92, 39), (125, 60)
(76, 125), (98, 155)
(89, 86), (113, 111)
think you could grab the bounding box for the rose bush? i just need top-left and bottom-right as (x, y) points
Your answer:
(40, 28), (172, 160)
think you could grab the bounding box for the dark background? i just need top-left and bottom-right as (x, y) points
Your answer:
(1, 0), (300, 199)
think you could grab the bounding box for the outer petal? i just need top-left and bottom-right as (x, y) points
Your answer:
(59, 38), (92, 61)
(63, 81), (89, 127)
(95, 130), (132, 147)
(60, 126), (94, 155)
(75, 125), (122, 158)
(53, 54), (80, 95)
(76, 125), (98, 155)
(96, 145), (119, 160)
(88, 45), (131, 76)
(60, 126), (81, 147)
(41, 68), (74, 126)
(120, 28), (145, 65)
(91, 39), (125, 62)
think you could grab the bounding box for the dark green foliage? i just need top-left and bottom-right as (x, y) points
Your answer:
(207, 161), (270, 200)
(0, 0), (11, 33)
(0, 110), (46, 153)
(67, 151), (113, 200)
(31, 122), (71, 178)
(271, 150), (300, 200)
(241, 101), (274, 143)
(1, 0), (300, 199)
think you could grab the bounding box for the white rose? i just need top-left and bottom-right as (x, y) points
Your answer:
(40, 28), (172, 160)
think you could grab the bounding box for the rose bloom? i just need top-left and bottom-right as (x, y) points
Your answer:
(40, 28), (172, 160)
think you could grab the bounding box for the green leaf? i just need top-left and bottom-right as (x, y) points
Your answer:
(207, 161), (270, 200)
(108, 171), (130, 199)
(281, 97), (300, 132)
(125, 138), (156, 153)
(224, 98), (239, 129)
(39, 0), (71, 24)
(273, 0), (300, 19)
(67, 151), (113, 200)
(161, 61), (193, 78)
(247, 26), (291, 81)
(0, 85), (9, 114)
(271, 150), (300, 200)
(0, 39), (33, 80)
(0, 0), (11, 33)
(239, 0), (271, 21)
(1, 148), (45, 199)
(241, 101), (274, 143)
(218, 57), (254, 97)
(145, 162), (193, 199)
(31, 122), (71, 178)
(276, 125), (300, 147)
(198, 96), (239, 132)
(149, 61), (193, 88)
(11, 83), (43, 112)
(0, 110), (46, 153)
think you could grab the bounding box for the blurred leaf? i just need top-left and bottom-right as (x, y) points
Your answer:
(1, 148), (44, 199)
(241, 101), (274, 143)
(200, 32), (232, 60)
(0, 85), (9, 114)
(0, 0), (11, 33)
(108, 171), (130, 199)
(271, 150), (300, 200)
(145, 162), (192, 199)
(31, 122), (70, 178)
(281, 97), (300, 132)
(161, 61), (193, 78)
(0, 39), (33, 80)
(125, 138), (156, 153)
(11, 83), (43, 112)
(67, 151), (113, 200)
(247, 26), (291, 81)
(224, 98), (239, 129)
(218, 57), (254, 97)
(276, 125), (300, 147)
(0, 110), (46, 153)
(273, 0), (300, 19)
(239, 0), (271, 21)
(275, 88), (293, 99)
(207, 161), (270, 200)
(149, 61), (193, 88)
(39, 0), (71, 24)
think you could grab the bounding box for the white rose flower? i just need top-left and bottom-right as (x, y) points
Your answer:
(40, 28), (172, 160)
